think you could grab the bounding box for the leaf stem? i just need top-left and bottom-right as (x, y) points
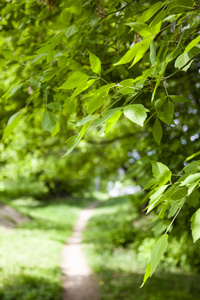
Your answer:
(164, 202), (185, 236)
(164, 53), (200, 80)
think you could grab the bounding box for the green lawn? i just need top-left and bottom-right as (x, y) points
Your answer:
(0, 196), (91, 300)
(82, 196), (200, 300)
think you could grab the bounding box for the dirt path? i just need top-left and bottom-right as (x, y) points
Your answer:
(61, 201), (100, 300)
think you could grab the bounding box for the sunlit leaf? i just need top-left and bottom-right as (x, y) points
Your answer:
(59, 72), (89, 89)
(140, 261), (151, 287)
(151, 236), (168, 274)
(137, 2), (163, 23)
(62, 122), (91, 156)
(185, 151), (200, 162)
(126, 22), (153, 37)
(151, 161), (172, 186)
(191, 209), (200, 243)
(41, 110), (57, 132)
(73, 115), (92, 126)
(184, 36), (200, 54)
(123, 104), (149, 127)
(3, 111), (22, 139)
(88, 51), (101, 74)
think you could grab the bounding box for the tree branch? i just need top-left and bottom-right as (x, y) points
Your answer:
(164, 53), (200, 80)
(98, 1), (135, 23)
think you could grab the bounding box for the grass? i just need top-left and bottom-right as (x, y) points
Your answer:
(0, 196), (92, 300)
(82, 196), (200, 300)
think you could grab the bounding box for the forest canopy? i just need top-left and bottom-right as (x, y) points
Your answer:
(1, 0), (200, 284)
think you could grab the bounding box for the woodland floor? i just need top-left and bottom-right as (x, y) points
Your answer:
(0, 197), (99, 300)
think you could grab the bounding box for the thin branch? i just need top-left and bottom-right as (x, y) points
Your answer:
(164, 201), (185, 236)
(73, 58), (113, 66)
(164, 53), (200, 80)
(98, 1), (135, 23)
(87, 133), (135, 145)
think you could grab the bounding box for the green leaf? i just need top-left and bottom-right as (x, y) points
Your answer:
(169, 95), (189, 103)
(2, 49), (14, 60)
(51, 121), (60, 137)
(184, 36), (200, 54)
(114, 38), (152, 66)
(168, 201), (184, 218)
(29, 53), (46, 65)
(88, 51), (101, 74)
(150, 10), (166, 27)
(168, 0), (194, 11)
(153, 118), (162, 145)
(8, 83), (22, 98)
(62, 122), (90, 157)
(123, 104), (149, 127)
(151, 59), (168, 101)
(70, 79), (96, 101)
(86, 85), (112, 114)
(151, 161), (172, 186)
(129, 38), (153, 68)
(3, 111), (22, 139)
(154, 96), (167, 108)
(137, 2), (163, 23)
(180, 173), (200, 187)
(0, 58), (7, 67)
(46, 102), (62, 111)
(49, 22), (67, 30)
(58, 56), (68, 67)
(73, 115), (92, 126)
(167, 186), (188, 200)
(191, 209), (200, 243)
(58, 72), (89, 89)
(159, 203), (169, 219)
(91, 107), (122, 128)
(185, 151), (200, 161)
(114, 40), (143, 66)
(65, 25), (78, 38)
(117, 79), (135, 95)
(42, 68), (59, 82)
(46, 51), (56, 63)
(174, 52), (193, 70)
(149, 21), (162, 36)
(183, 161), (200, 174)
(150, 41), (156, 65)
(151, 236), (168, 275)
(41, 110), (57, 132)
(163, 101), (174, 125)
(105, 111), (122, 133)
(140, 261), (151, 287)
(147, 185), (168, 213)
(126, 22), (153, 37)
(133, 66), (155, 86)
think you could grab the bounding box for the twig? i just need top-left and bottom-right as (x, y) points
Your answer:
(164, 53), (200, 80)
(98, 1), (135, 23)
(164, 201), (185, 236)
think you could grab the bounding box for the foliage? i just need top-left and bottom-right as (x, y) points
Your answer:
(1, 0), (200, 283)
